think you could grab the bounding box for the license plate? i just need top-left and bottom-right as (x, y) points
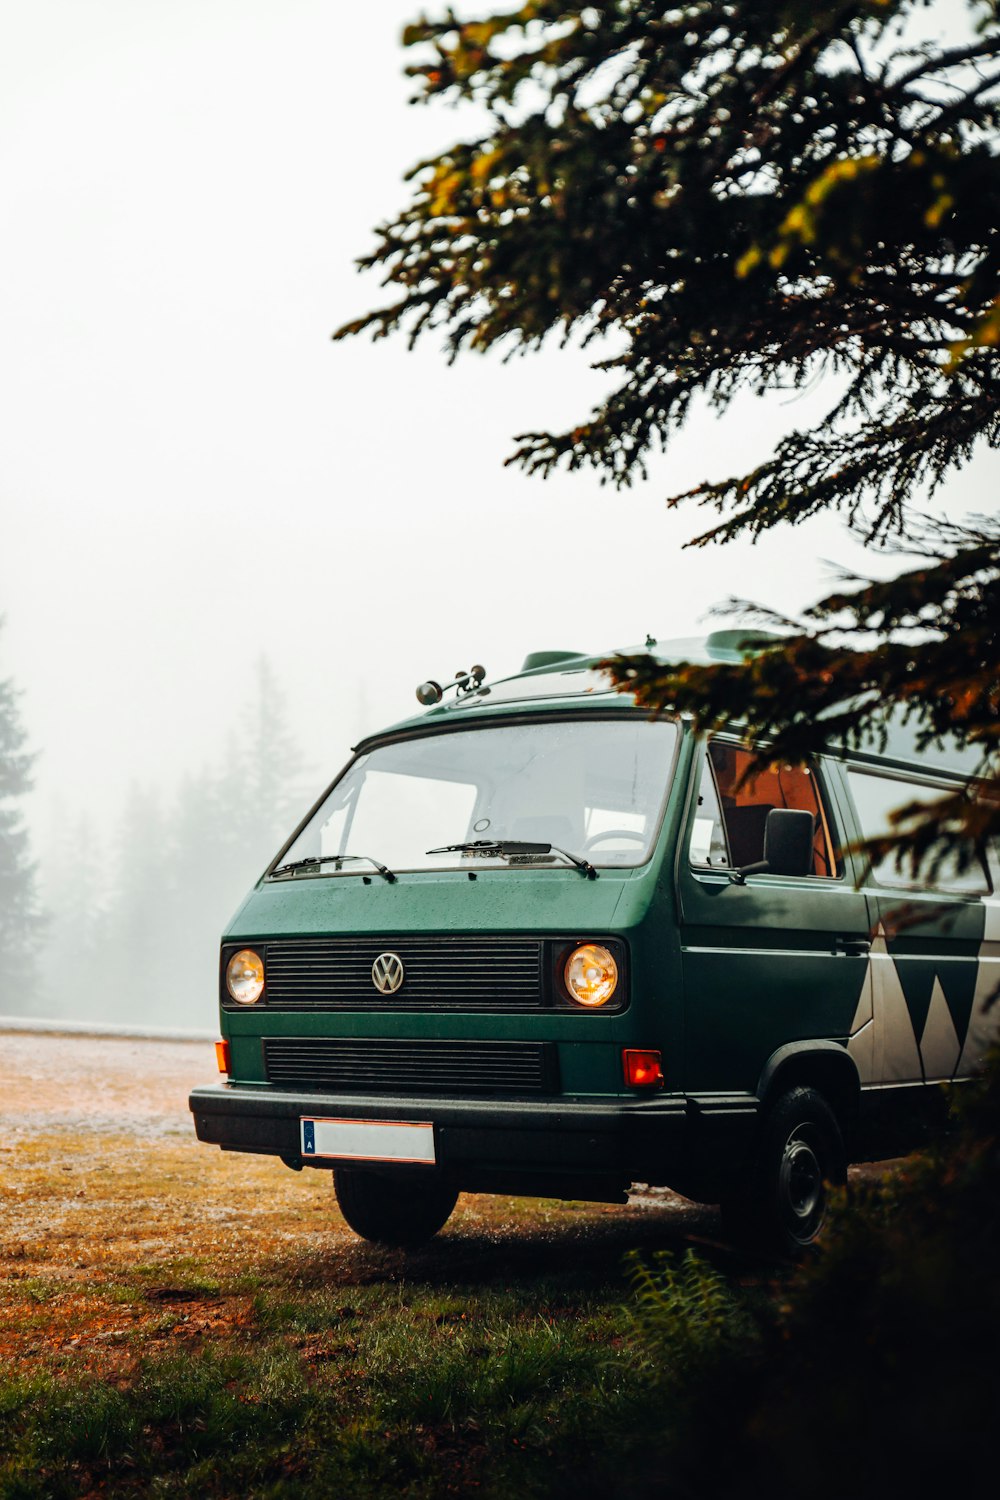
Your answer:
(300, 1116), (436, 1165)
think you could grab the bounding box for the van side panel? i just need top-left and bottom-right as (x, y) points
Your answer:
(834, 766), (1000, 1155)
(677, 752), (872, 1096)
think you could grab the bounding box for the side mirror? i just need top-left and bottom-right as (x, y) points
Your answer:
(763, 808), (815, 877)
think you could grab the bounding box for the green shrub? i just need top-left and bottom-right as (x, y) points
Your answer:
(630, 1056), (1000, 1500)
(625, 1249), (756, 1380)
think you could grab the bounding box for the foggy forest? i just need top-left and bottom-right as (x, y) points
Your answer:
(1, 647), (309, 1031)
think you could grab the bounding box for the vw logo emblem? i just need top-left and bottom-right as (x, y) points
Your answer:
(371, 951), (405, 995)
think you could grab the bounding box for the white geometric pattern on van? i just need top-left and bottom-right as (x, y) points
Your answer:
(857, 900), (1000, 1088)
(846, 967), (875, 1083)
(867, 926), (924, 1084)
(919, 977), (962, 1080)
(955, 895), (1000, 1077)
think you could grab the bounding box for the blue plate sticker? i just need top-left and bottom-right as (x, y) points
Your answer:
(302, 1119), (316, 1154)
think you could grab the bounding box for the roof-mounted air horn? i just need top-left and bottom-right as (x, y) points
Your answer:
(416, 664), (488, 706)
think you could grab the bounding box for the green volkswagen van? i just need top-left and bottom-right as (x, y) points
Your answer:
(190, 635), (999, 1253)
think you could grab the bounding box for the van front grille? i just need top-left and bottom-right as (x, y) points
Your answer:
(262, 1037), (556, 1096)
(260, 937), (544, 1013)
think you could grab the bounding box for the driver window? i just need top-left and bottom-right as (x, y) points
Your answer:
(706, 741), (837, 878)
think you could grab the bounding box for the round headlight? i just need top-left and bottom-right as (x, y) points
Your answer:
(564, 943), (618, 1008)
(227, 949), (264, 1005)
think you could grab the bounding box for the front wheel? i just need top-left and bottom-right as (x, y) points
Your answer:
(333, 1168), (458, 1247)
(722, 1086), (846, 1257)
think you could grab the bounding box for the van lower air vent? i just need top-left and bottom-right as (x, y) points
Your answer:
(262, 1038), (556, 1096)
(261, 938), (544, 1013)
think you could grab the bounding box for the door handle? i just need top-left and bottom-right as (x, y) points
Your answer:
(835, 936), (871, 958)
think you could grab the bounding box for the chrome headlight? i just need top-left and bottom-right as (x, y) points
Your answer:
(563, 943), (619, 1008)
(226, 949), (264, 1005)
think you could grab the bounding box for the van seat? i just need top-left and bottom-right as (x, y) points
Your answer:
(724, 804), (774, 868)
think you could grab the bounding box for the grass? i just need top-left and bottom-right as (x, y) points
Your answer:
(0, 1267), (671, 1499)
(9, 1149), (971, 1500)
(0, 1064), (769, 1499)
(5, 1034), (994, 1500)
(0, 1163), (776, 1500)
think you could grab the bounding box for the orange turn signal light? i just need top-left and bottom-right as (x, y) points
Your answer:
(215, 1039), (232, 1075)
(623, 1048), (664, 1089)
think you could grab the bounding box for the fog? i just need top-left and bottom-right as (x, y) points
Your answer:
(2, 0), (996, 1028)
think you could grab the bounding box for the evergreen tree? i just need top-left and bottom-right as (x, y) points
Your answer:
(241, 655), (309, 869)
(165, 768), (234, 1031)
(338, 0), (1000, 872)
(101, 784), (170, 1025)
(39, 808), (108, 1021)
(63, 656), (314, 1030)
(0, 623), (42, 1012)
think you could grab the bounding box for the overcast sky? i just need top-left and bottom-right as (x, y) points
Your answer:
(2, 0), (996, 861)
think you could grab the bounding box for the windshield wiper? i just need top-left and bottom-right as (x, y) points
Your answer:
(270, 854), (397, 883)
(426, 840), (597, 880)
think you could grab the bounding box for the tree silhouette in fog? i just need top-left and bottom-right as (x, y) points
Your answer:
(0, 620), (42, 1009)
(39, 657), (310, 1027)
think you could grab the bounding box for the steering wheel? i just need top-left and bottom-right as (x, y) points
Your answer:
(583, 829), (647, 852)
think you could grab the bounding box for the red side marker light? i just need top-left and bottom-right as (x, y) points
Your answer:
(215, 1039), (232, 1075)
(623, 1049), (664, 1089)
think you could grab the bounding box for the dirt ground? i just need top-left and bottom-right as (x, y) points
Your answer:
(0, 1031), (738, 1375)
(0, 1030), (720, 1261)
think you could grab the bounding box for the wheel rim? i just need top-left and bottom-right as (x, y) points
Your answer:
(777, 1126), (825, 1242)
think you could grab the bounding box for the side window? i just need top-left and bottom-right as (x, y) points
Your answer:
(846, 769), (990, 895)
(689, 756), (731, 867)
(706, 741), (838, 878)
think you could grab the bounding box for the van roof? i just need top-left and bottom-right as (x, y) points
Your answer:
(368, 632), (752, 745)
(364, 631), (983, 781)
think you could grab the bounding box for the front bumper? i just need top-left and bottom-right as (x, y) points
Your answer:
(189, 1082), (756, 1198)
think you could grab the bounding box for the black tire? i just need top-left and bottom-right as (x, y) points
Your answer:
(333, 1168), (458, 1248)
(721, 1085), (846, 1257)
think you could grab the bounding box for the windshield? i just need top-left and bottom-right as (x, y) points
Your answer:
(271, 718), (678, 877)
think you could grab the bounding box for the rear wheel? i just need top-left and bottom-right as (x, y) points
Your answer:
(333, 1168), (458, 1247)
(722, 1085), (845, 1256)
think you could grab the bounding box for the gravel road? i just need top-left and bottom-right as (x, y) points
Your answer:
(0, 1031), (208, 1143)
